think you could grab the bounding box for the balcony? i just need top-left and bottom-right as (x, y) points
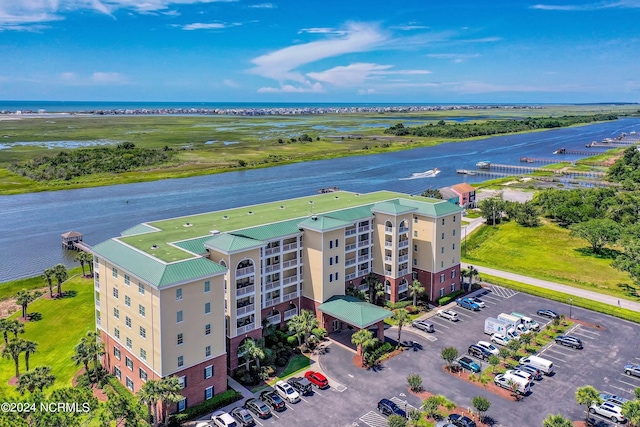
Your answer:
(283, 291), (298, 302)
(236, 266), (255, 277)
(385, 226), (393, 233)
(345, 258), (356, 267)
(283, 275), (298, 285)
(345, 273), (357, 281)
(237, 323), (255, 335)
(284, 307), (298, 321)
(358, 284), (369, 292)
(385, 285), (391, 294)
(399, 283), (409, 293)
(264, 280), (281, 291)
(282, 259), (297, 269)
(399, 226), (409, 233)
(358, 255), (369, 263)
(95, 299), (101, 309)
(398, 269), (409, 276)
(267, 313), (281, 326)
(398, 254), (409, 263)
(398, 240), (409, 248)
(265, 246), (280, 256)
(384, 256), (392, 262)
(384, 241), (393, 248)
(96, 317), (101, 327)
(282, 242), (298, 252)
(345, 243), (357, 252)
(358, 225), (370, 233)
(94, 281), (100, 291)
(264, 263), (280, 274)
(359, 268), (370, 276)
(264, 297), (280, 308)
(384, 270), (392, 275)
(236, 285), (255, 297)
(358, 239), (370, 248)
(236, 304), (255, 316)
(345, 228), (357, 236)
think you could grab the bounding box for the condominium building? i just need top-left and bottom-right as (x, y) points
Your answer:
(92, 190), (462, 411)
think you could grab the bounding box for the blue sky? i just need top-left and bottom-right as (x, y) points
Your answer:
(1, 0), (639, 103)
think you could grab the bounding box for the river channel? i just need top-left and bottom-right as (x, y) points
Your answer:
(1, 118), (639, 283)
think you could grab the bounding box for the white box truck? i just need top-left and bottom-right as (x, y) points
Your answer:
(511, 312), (541, 331)
(498, 313), (530, 334)
(484, 317), (511, 335)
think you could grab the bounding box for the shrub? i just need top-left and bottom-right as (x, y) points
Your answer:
(275, 357), (288, 367)
(168, 389), (242, 426)
(405, 305), (418, 314)
(388, 414), (407, 427)
(312, 327), (327, 340)
(438, 290), (465, 306)
(385, 300), (413, 310)
(287, 335), (299, 346)
(407, 373), (422, 392)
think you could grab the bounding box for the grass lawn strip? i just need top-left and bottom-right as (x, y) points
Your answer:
(0, 266), (82, 301)
(266, 354), (311, 387)
(0, 277), (94, 399)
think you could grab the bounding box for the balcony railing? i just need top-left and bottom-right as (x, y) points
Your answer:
(345, 258), (356, 267)
(358, 239), (370, 247)
(345, 243), (356, 252)
(398, 240), (409, 248)
(283, 291), (298, 301)
(283, 275), (298, 285)
(384, 241), (393, 248)
(359, 268), (371, 276)
(264, 263), (280, 274)
(282, 242), (298, 252)
(96, 317), (101, 327)
(236, 304), (255, 316)
(384, 270), (392, 275)
(385, 285), (391, 293)
(96, 299), (101, 308)
(282, 259), (297, 269)
(284, 307), (298, 321)
(358, 226), (370, 233)
(264, 297), (280, 308)
(345, 273), (357, 281)
(399, 283), (409, 293)
(399, 226), (409, 233)
(358, 255), (369, 263)
(236, 266), (255, 277)
(237, 323), (255, 335)
(398, 254), (409, 263)
(264, 280), (280, 291)
(358, 284), (369, 292)
(345, 228), (357, 236)
(384, 256), (392, 262)
(398, 269), (409, 276)
(267, 313), (281, 326)
(385, 226), (393, 233)
(236, 285), (255, 297)
(265, 246), (280, 256)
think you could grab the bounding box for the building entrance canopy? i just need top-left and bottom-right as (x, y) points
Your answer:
(317, 295), (392, 329)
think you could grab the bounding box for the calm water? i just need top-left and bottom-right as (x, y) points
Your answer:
(1, 118), (639, 282)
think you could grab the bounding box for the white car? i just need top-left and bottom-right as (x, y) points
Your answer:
(490, 333), (510, 346)
(211, 411), (237, 427)
(505, 369), (534, 384)
(437, 310), (459, 322)
(470, 297), (486, 308)
(589, 402), (626, 423)
(476, 341), (499, 355)
(275, 380), (300, 403)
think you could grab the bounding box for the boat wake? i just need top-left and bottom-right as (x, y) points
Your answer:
(400, 168), (440, 180)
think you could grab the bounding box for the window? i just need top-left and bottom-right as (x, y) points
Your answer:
(124, 275), (130, 286)
(205, 386), (213, 400)
(113, 346), (121, 360)
(453, 229), (456, 237)
(453, 215), (457, 223)
(178, 356), (184, 367)
(441, 232), (445, 240)
(113, 307), (119, 319)
(440, 288), (445, 297)
(204, 281), (211, 293)
(441, 261), (444, 268)
(205, 345), (211, 357)
(114, 366), (121, 380)
(335, 239), (339, 247)
(125, 316), (131, 328)
(451, 283), (456, 292)
(452, 243), (456, 250)
(177, 398), (186, 412)
(414, 244), (418, 252)
(204, 365), (213, 379)
(114, 327), (120, 339)
(451, 270), (456, 279)
(329, 257), (333, 266)
(138, 304), (145, 317)
(139, 368), (147, 382)
(112, 267), (118, 278)
(440, 274), (445, 283)
(336, 272), (339, 280)
(126, 377), (134, 391)
(138, 283), (145, 295)
(140, 326), (146, 339)
(178, 376), (186, 389)
(125, 296), (131, 307)
(125, 356), (133, 370)
(441, 247), (444, 254)
(335, 255), (339, 264)
(176, 288), (183, 301)
(205, 324), (211, 335)
(177, 333), (183, 345)
(414, 231), (418, 237)
(329, 274), (333, 283)
(113, 288), (119, 299)
(329, 240), (333, 249)
(442, 218), (445, 225)
(126, 337), (132, 349)
(140, 348), (147, 360)
(177, 311), (183, 323)
(204, 303), (211, 314)
(413, 259), (417, 266)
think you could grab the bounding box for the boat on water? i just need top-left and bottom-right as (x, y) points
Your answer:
(400, 168), (440, 180)
(476, 161), (491, 168)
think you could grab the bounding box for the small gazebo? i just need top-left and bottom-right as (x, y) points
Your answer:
(61, 231), (83, 249)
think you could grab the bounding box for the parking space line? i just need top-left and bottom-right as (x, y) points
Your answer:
(610, 385), (635, 396)
(313, 390), (322, 396)
(285, 403), (295, 411)
(479, 295), (502, 303)
(619, 374), (640, 384)
(253, 417), (264, 426)
(300, 396), (309, 403)
(538, 352), (566, 363)
(574, 327), (599, 336)
(429, 319), (450, 329)
(545, 346), (577, 357)
(570, 331), (596, 339)
(359, 410), (387, 427)
(271, 412), (280, 419)
(454, 311), (473, 319)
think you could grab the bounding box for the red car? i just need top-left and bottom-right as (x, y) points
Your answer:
(304, 371), (329, 389)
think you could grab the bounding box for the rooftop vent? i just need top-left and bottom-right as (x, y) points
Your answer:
(311, 216), (318, 221)
(280, 205), (285, 209)
(151, 244), (159, 250)
(210, 230), (220, 235)
(334, 196), (339, 199)
(223, 215), (228, 219)
(355, 193), (360, 197)
(183, 222), (193, 227)
(308, 201), (314, 204)
(248, 211), (253, 215)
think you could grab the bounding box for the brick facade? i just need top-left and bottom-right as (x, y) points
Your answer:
(227, 327), (262, 374)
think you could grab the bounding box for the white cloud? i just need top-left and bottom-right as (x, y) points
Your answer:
(223, 79), (240, 88)
(531, 1), (640, 11)
(91, 71), (127, 84)
(357, 88), (376, 94)
(461, 36), (502, 43)
(307, 63), (393, 86)
(257, 83), (324, 93)
(0, 0), (238, 29)
(426, 53), (480, 63)
(58, 71), (128, 85)
(297, 27), (348, 35)
(390, 24), (428, 31)
(248, 3), (275, 8)
(182, 22), (240, 30)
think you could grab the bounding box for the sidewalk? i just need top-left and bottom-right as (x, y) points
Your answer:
(461, 262), (640, 312)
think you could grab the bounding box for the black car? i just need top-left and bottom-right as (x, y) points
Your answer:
(259, 391), (286, 412)
(230, 407), (255, 427)
(555, 335), (583, 349)
(448, 413), (478, 427)
(243, 398), (271, 419)
(515, 364), (543, 380)
(377, 398), (407, 418)
(537, 309), (559, 319)
(468, 344), (491, 361)
(287, 377), (313, 395)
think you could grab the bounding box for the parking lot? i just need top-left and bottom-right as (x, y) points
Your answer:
(206, 286), (639, 427)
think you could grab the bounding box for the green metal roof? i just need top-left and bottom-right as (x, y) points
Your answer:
(121, 223), (157, 236)
(92, 239), (226, 288)
(173, 236), (211, 255)
(318, 295), (392, 328)
(371, 200), (418, 215)
(324, 205), (374, 222)
(234, 218), (302, 241)
(204, 233), (264, 254)
(399, 198), (463, 217)
(298, 216), (354, 232)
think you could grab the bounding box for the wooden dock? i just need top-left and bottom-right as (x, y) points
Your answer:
(520, 157), (569, 165)
(61, 231), (91, 253)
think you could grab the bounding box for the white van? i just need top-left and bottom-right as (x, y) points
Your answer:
(519, 355), (554, 375)
(494, 373), (531, 395)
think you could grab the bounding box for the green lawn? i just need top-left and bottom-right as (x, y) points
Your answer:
(0, 277), (95, 399)
(0, 267), (82, 301)
(462, 221), (638, 301)
(266, 354), (311, 386)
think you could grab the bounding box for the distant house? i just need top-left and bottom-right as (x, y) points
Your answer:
(439, 187), (461, 206)
(450, 183), (477, 209)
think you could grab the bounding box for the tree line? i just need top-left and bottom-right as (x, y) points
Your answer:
(383, 114), (619, 138)
(9, 143), (175, 181)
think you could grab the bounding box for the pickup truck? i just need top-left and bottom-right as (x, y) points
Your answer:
(456, 298), (480, 311)
(437, 309), (459, 321)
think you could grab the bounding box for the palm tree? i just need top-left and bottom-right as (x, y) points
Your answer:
(23, 340), (38, 372)
(372, 281), (385, 306)
(408, 279), (425, 307)
(351, 329), (377, 359)
(15, 290), (35, 319)
(542, 414), (573, 427)
(519, 333), (532, 352)
(17, 366), (55, 394)
(0, 319), (8, 345)
(5, 319), (25, 339)
(86, 253), (94, 276)
(287, 314), (306, 347)
(622, 400), (640, 427)
(392, 308), (410, 343)
(498, 347), (511, 367)
(71, 339), (91, 381)
(239, 339), (264, 370)
(575, 385), (602, 423)
(467, 265), (479, 287)
(138, 379), (163, 427)
(74, 252), (87, 276)
(74, 331), (104, 382)
(158, 376), (183, 426)
(53, 264), (68, 297)
(299, 309), (319, 346)
(2, 338), (26, 378)
(42, 267), (55, 298)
